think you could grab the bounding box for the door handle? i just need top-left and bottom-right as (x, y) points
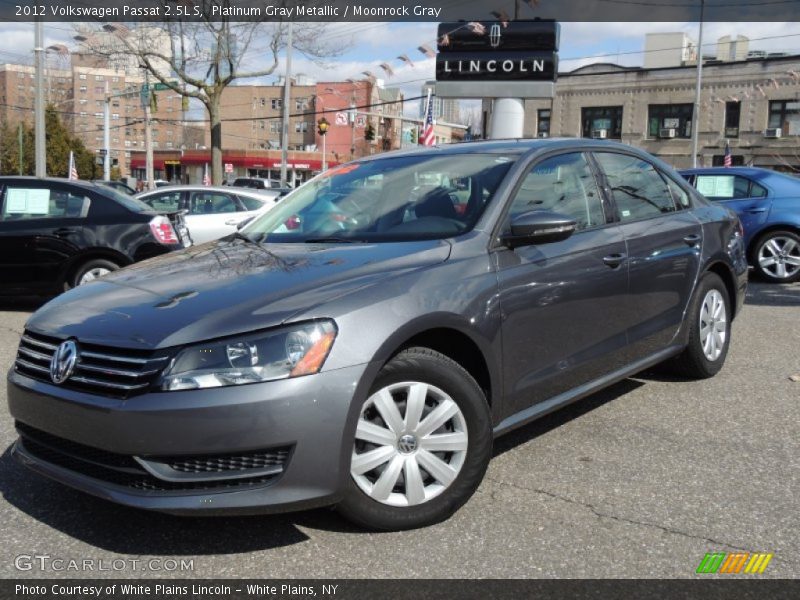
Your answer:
(602, 253), (627, 268)
(683, 234), (701, 247)
(224, 219), (239, 226)
(745, 207), (767, 214)
(52, 228), (77, 237)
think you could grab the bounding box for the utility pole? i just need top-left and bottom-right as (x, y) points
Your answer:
(144, 71), (154, 190)
(691, 0), (706, 168)
(34, 20), (46, 177)
(280, 21), (293, 188)
(103, 81), (111, 180)
(18, 122), (23, 175)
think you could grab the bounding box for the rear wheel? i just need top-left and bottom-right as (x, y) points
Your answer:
(70, 258), (120, 288)
(337, 347), (492, 530)
(670, 272), (731, 379)
(753, 230), (800, 283)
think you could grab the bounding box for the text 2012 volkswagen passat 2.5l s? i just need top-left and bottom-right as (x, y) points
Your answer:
(7, 140), (747, 530)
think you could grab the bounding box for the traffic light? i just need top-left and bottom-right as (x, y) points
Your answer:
(317, 117), (330, 136)
(364, 123), (375, 142)
(409, 128), (418, 144)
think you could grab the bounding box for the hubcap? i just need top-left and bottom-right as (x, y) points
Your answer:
(351, 381), (468, 507)
(79, 267), (111, 285)
(699, 289), (727, 361)
(758, 236), (800, 280)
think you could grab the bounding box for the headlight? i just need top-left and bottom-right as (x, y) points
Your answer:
(161, 320), (337, 391)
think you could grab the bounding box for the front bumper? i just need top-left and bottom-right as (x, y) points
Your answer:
(7, 362), (373, 515)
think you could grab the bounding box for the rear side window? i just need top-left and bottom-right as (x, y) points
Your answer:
(238, 195), (266, 211)
(694, 174), (767, 200)
(1, 187), (91, 221)
(594, 153), (677, 221)
(510, 152), (605, 231)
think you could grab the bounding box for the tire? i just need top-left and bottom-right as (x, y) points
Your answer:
(752, 230), (800, 283)
(670, 272), (731, 379)
(337, 347), (492, 531)
(70, 258), (120, 288)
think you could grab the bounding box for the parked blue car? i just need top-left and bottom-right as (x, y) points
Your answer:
(680, 167), (800, 283)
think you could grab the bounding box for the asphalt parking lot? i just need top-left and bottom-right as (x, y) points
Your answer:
(0, 281), (797, 579)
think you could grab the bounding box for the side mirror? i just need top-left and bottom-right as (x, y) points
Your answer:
(236, 216), (255, 230)
(502, 210), (577, 249)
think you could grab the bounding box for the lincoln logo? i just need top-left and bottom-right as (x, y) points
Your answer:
(50, 340), (78, 384)
(489, 23), (501, 48)
(442, 59), (546, 74)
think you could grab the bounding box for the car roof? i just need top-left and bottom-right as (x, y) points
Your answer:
(137, 185), (277, 198)
(353, 138), (654, 161)
(0, 176), (107, 191)
(679, 167), (774, 177)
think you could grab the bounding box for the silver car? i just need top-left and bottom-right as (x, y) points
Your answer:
(137, 185), (279, 244)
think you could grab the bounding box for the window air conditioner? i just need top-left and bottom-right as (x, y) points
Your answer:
(659, 128), (677, 138)
(591, 129), (608, 139)
(764, 128), (782, 139)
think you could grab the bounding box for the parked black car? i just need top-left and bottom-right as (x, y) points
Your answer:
(0, 177), (189, 295)
(7, 141), (747, 530)
(91, 180), (137, 196)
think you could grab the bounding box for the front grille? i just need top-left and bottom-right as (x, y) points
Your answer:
(14, 330), (169, 399)
(16, 423), (291, 494)
(166, 450), (291, 474)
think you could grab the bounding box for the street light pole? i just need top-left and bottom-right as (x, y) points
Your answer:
(34, 20), (46, 177)
(103, 81), (111, 180)
(691, 0), (706, 168)
(144, 71), (154, 190)
(280, 21), (293, 188)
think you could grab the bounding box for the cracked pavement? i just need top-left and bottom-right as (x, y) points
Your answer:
(0, 282), (797, 579)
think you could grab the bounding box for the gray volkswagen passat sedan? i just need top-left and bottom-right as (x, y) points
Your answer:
(7, 140), (747, 530)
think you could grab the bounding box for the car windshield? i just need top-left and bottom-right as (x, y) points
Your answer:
(242, 153), (515, 242)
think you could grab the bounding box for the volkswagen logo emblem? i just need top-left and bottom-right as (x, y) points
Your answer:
(397, 434), (418, 454)
(50, 340), (78, 385)
(489, 24), (502, 49)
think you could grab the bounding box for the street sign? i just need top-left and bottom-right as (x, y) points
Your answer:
(140, 81), (178, 94)
(224, 163), (234, 173)
(355, 115), (367, 128)
(335, 112), (348, 126)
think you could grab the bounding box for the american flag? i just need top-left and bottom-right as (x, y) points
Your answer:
(203, 163), (211, 186)
(723, 142), (732, 168)
(420, 91), (435, 146)
(68, 151), (79, 180)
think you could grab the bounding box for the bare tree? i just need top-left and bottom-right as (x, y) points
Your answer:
(77, 5), (344, 183)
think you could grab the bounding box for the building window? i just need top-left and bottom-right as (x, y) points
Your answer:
(537, 109), (550, 137)
(79, 74), (87, 80)
(95, 75), (104, 81)
(768, 100), (800, 135)
(124, 140), (131, 147)
(260, 120), (266, 130)
(270, 121), (281, 134)
(294, 121), (308, 133)
(725, 101), (741, 137)
(166, 141), (174, 148)
(79, 86), (87, 93)
(94, 86), (104, 94)
(112, 76), (119, 83)
(112, 113), (120, 120)
(295, 97), (307, 111)
(581, 106), (623, 139)
(79, 99), (87, 105)
(260, 97), (266, 107)
(272, 98), (283, 110)
(94, 112), (103, 119)
(79, 111), (87, 117)
(648, 104), (693, 138)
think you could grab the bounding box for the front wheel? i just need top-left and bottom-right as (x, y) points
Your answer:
(670, 272), (731, 379)
(337, 347), (492, 530)
(753, 230), (800, 283)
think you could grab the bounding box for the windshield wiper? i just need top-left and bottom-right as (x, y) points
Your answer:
(229, 231), (264, 244)
(303, 237), (364, 244)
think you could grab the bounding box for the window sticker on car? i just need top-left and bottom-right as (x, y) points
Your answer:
(621, 209), (631, 217)
(5, 188), (50, 214)
(696, 175), (734, 199)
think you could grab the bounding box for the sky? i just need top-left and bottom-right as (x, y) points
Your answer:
(2, 20), (800, 119)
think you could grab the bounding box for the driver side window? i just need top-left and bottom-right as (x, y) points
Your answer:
(510, 153), (605, 231)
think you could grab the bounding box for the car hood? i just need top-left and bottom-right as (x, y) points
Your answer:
(26, 238), (452, 349)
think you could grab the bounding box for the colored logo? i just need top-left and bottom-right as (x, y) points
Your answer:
(696, 552), (773, 574)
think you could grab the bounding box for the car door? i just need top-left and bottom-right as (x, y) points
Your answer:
(0, 181), (90, 293)
(494, 152), (630, 419)
(186, 191), (246, 244)
(692, 173), (771, 245)
(593, 152), (702, 360)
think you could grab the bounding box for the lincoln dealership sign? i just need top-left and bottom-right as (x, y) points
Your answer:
(435, 20), (559, 98)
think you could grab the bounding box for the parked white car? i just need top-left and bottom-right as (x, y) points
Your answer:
(137, 186), (279, 244)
